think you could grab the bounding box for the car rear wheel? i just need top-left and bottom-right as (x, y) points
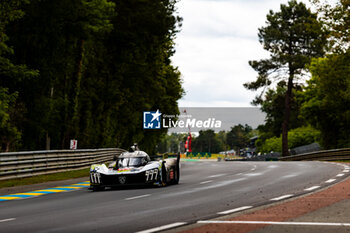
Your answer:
(173, 165), (180, 184)
(161, 161), (168, 186)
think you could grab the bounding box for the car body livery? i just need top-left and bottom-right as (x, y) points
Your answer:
(89, 150), (180, 191)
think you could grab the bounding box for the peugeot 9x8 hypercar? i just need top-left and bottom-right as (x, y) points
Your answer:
(89, 150), (180, 191)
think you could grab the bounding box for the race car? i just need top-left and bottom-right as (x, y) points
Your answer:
(89, 149), (180, 191)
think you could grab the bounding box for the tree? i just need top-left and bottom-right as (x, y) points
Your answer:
(311, 0), (350, 52)
(5, 0), (183, 152)
(6, 0), (116, 149)
(104, 0), (183, 153)
(216, 131), (227, 152)
(192, 130), (224, 153)
(0, 89), (21, 151)
(257, 126), (320, 153)
(226, 124), (252, 151)
(301, 53), (350, 149)
(0, 0), (38, 151)
(255, 81), (306, 150)
(299, 0), (350, 149)
(157, 133), (186, 153)
(244, 0), (326, 156)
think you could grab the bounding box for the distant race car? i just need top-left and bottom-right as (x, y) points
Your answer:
(89, 149), (180, 191)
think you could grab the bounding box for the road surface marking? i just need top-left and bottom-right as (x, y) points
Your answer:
(13, 193), (45, 196)
(56, 186), (82, 189)
(0, 182), (89, 202)
(336, 173), (344, 177)
(304, 186), (320, 191)
(282, 174), (298, 178)
(200, 180), (213, 184)
(325, 179), (336, 183)
(245, 173), (263, 176)
(125, 194), (150, 201)
(218, 206), (253, 215)
(197, 220), (350, 226)
(0, 218), (16, 223)
(136, 222), (187, 233)
(208, 173), (226, 178)
(0, 196), (21, 200)
(270, 194), (293, 201)
(36, 189), (66, 193)
(46, 187), (76, 190)
(343, 170), (349, 173)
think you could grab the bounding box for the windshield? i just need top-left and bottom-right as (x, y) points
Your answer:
(118, 157), (145, 168)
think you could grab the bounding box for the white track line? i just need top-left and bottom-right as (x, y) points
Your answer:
(304, 186), (320, 191)
(125, 194), (150, 201)
(325, 179), (336, 183)
(0, 218), (16, 223)
(270, 194), (293, 201)
(200, 180), (213, 184)
(218, 206), (253, 215)
(251, 165), (257, 171)
(336, 174), (344, 177)
(136, 222), (187, 233)
(208, 173), (226, 178)
(197, 220), (350, 226)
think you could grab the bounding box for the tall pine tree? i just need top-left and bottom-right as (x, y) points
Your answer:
(244, 0), (326, 156)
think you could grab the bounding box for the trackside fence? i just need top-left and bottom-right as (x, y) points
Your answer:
(279, 148), (350, 161)
(0, 148), (126, 181)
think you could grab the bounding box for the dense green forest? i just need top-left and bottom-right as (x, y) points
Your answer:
(0, 0), (183, 152)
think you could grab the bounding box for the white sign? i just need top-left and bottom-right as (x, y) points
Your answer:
(70, 140), (78, 150)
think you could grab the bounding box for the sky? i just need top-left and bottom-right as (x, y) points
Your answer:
(172, 0), (310, 107)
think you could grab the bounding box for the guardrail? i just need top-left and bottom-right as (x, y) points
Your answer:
(279, 148), (350, 161)
(0, 148), (126, 181)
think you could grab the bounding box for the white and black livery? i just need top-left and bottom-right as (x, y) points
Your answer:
(89, 147), (180, 191)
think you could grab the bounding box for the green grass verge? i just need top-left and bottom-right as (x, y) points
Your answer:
(0, 168), (90, 189)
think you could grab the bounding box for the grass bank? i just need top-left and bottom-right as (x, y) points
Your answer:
(0, 168), (89, 189)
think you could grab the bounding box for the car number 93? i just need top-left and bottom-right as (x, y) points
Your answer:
(145, 169), (158, 181)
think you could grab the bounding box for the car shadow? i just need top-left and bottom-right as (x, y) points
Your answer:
(88, 185), (162, 192)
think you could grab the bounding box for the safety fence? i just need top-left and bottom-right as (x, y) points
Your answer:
(0, 148), (126, 181)
(279, 148), (350, 161)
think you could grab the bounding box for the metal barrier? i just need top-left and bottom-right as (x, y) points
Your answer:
(0, 148), (126, 181)
(280, 148), (350, 161)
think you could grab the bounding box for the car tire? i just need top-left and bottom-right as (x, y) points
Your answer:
(161, 161), (168, 186)
(173, 165), (180, 184)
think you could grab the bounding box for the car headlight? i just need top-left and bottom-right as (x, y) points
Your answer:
(90, 172), (101, 184)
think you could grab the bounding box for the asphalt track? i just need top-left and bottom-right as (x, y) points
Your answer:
(0, 161), (347, 233)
